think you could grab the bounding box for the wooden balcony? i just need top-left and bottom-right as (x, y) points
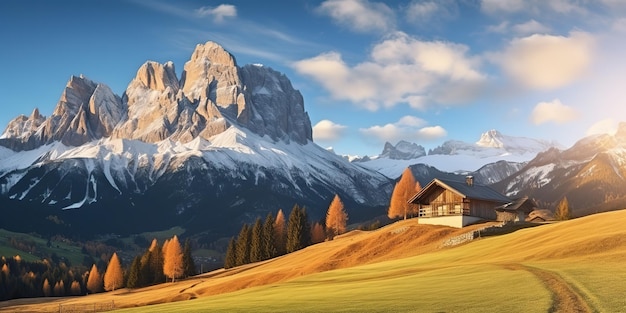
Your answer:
(418, 202), (470, 218)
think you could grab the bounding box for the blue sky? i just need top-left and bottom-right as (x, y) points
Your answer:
(1, 0), (626, 156)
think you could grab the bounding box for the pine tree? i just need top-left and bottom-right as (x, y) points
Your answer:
(126, 256), (142, 289)
(274, 209), (287, 256)
(182, 239), (196, 278)
(311, 222), (326, 244)
(261, 212), (277, 260)
(163, 235), (184, 283)
(86, 264), (103, 293)
(287, 205), (311, 253)
(224, 238), (237, 269)
(249, 218), (264, 263)
(388, 168), (420, 220)
(555, 197), (571, 220)
(104, 253), (124, 291)
(326, 194), (348, 239)
(235, 224), (251, 266)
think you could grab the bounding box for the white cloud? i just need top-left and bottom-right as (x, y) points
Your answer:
(196, 4), (237, 23)
(530, 99), (579, 125)
(359, 116), (446, 144)
(405, 0), (456, 24)
(293, 32), (485, 110)
(493, 31), (594, 90)
(481, 0), (525, 14)
(480, 0), (587, 15)
(406, 1), (438, 20)
(486, 21), (509, 33)
(316, 0), (395, 33)
(512, 20), (550, 35)
(586, 118), (618, 136)
(312, 120), (348, 142)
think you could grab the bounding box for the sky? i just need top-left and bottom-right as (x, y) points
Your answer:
(1, 0), (626, 157)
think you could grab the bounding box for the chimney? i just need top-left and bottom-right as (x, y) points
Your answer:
(466, 175), (474, 187)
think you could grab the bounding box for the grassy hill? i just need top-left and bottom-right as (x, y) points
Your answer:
(3, 210), (626, 312)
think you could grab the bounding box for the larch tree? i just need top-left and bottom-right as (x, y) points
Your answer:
(42, 278), (51, 297)
(54, 280), (65, 296)
(388, 168), (420, 220)
(274, 209), (287, 256)
(262, 212), (277, 260)
(555, 197), (571, 220)
(70, 281), (81, 296)
(235, 224), (251, 266)
(104, 252), (124, 291)
(325, 194), (348, 239)
(286, 205), (311, 253)
(224, 237), (237, 269)
(249, 218), (264, 263)
(310, 222), (326, 244)
(86, 264), (103, 293)
(163, 235), (184, 283)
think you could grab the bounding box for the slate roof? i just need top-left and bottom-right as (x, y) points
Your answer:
(495, 196), (536, 213)
(409, 178), (511, 204)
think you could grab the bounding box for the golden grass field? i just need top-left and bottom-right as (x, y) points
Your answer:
(2, 210), (626, 312)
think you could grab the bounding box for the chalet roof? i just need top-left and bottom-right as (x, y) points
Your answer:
(409, 178), (511, 204)
(495, 196), (536, 213)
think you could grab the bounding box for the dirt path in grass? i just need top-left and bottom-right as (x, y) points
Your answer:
(504, 264), (593, 313)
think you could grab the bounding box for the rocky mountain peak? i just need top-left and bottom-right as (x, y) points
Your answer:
(380, 140), (426, 160)
(30, 108), (42, 120)
(615, 122), (626, 141)
(134, 61), (179, 92)
(476, 129), (504, 148)
(189, 41), (237, 66)
(1, 41), (313, 150)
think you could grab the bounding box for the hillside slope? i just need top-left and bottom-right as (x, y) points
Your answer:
(5, 210), (626, 312)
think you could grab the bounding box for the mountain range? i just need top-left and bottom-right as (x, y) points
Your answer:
(0, 42), (391, 240)
(0, 41), (624, 242)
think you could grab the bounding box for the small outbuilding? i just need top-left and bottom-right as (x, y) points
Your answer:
(494, 196), (536, 223)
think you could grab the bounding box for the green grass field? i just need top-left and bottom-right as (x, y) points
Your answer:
(0, 229), (85, 265)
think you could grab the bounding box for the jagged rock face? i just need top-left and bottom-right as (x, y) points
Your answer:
(0, 109), (46, 149)
(240, 64), (312, 144)
(1, 41), (313, 150)
(0, 75), (125, 150)
(380, 140), (426, 160)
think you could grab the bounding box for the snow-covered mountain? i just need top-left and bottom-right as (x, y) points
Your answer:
(494, 122), (626, 216)
(0, 41), (392, 238)
(358, 130), (559, 179)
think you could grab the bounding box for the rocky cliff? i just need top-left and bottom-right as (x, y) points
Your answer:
(0, 41), (312, 150)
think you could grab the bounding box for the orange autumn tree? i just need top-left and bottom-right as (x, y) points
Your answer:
(86, 264), (103, 293)
(311, 222), (326, 244)
(326, 194), (348, 239)
(104, 253), (124, 291)
(388, 168), (421, 220)
(274, 209), (287, 255)
(163, 235), (184, 282)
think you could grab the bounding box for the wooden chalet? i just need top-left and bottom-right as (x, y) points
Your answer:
(494, 196), (536, 223)
(408, 176), (511, 228)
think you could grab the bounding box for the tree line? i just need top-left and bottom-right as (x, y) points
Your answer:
(0, 235), (196, 301)
(224, 195), (348, 269)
